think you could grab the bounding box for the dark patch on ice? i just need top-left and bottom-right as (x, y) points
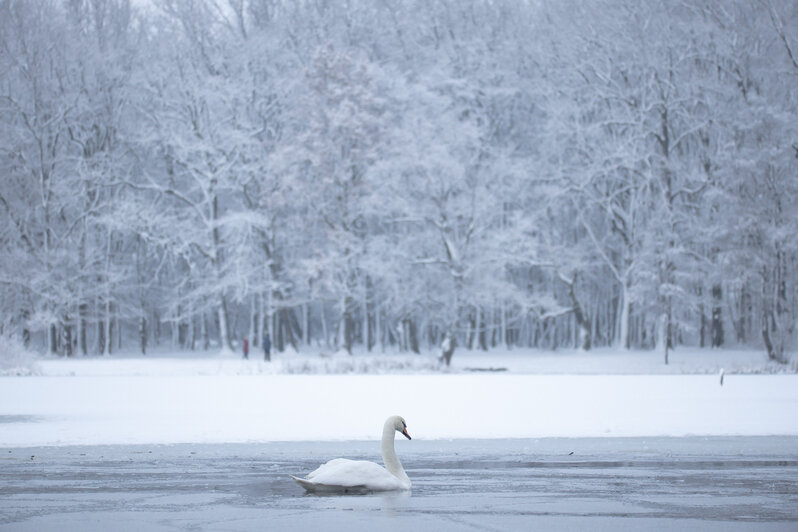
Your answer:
(0, 415), (43, 424)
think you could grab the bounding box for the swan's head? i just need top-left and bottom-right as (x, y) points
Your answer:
(389, 415), (411, 440)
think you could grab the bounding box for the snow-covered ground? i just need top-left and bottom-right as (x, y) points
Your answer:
(1, 347), (797, 447)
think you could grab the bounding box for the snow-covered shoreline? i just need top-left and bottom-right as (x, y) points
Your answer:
(7, 346), (796, 377)
(2, 371), (797, 447)
(2, 348), (795, 448)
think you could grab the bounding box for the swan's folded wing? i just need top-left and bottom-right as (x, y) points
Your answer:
(306, 458), (354, 480)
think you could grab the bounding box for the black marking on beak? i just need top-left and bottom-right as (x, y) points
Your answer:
(402, 427), (411, 440)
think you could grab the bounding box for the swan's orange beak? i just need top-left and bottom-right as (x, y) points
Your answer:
(402, 428), (411, 440)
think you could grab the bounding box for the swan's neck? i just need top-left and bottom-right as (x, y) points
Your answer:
(381, 422), (409, 484)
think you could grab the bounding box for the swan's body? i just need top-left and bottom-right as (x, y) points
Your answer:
(291, 416), (411, 493)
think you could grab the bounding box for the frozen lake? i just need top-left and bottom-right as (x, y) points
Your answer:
(1, 437), (797, 531)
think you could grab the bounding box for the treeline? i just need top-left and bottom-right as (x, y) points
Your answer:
(1, 0), (796, 362)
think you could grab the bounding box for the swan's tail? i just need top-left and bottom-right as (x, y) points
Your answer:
(290, 475), (320, 492)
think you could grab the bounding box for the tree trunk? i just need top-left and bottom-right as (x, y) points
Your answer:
(320, 303), (329, 349)
(408, 319), (420, 354)
(188, 307), (196, 350)
(22, 309), (31, 347)
(761, 308), (781, 363)
(342, 295), (355, 354)
(105, 301), (113, 355)
(280, 307), (300, 350)
(337, 295), (346, 352)
(218, 300), (231, 352)
(249, 296), (256, 349)
(470, 309), (479, 349)
(97, 318), (106, 356)
(49, 323), (58, 355)
(178, 305), (188, 348)
(619, 285), (631, 349)
(698, 285), (706, 348)
(79, 301), (88, 356)
(375, 304), (382, 351)
(500, 301), (508, 348)
(154, 311), (162, 347)
(139, 315), (147, 355)
(711, 284), (724, 348)
(362, 276), (370, 351)
(567, 276), (591, 351)
(63, 319), (73, 357)
(302, 302), (309, 348)
(201, 310), (209, 350)
(257, 293), (265, 351)
(210, 193), (232, 352)
(762, 263), (788, 364)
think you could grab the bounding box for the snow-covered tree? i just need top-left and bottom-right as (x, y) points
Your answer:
(1, 0), (795, 363)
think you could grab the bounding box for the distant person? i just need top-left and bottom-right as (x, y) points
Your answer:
(263, 333), (271, 362)
(440, 332), (455, 366)
(242, 337), (249, 359)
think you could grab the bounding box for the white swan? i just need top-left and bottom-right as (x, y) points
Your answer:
(291, 415), (412, 493)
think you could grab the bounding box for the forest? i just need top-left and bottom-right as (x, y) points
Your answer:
(1, 0), (796, 363)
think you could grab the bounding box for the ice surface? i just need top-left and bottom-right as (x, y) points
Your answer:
(1, 438), (796, 531)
